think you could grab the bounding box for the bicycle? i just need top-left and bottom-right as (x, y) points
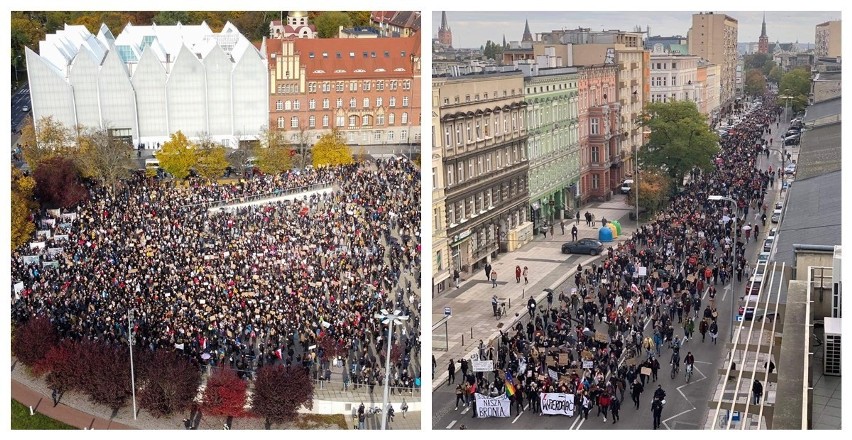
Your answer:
(685, 363), (693, 383)
(671, 359), (680, 379)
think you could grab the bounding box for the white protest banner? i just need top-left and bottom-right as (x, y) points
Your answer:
(475, 394), (511, 418)
(53, 234), (69, 242)
(582, 360), (594, 369)
(47, 209), (61, 217)
(36, 230), (52, 239)
(518, 359), (527, 375)
(472, 360), (494, 372)
(30, 242), (46, 250)
(47, 248), (64, 256)
(22, 255), (40, 265)
(14, 282), (24, 293)
(638, 266), (647, 277)
(540, 393), (575, 416)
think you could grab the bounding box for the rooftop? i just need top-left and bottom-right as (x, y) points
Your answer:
(803, 97), (842, 125)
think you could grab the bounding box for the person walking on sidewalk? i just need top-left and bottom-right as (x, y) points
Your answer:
(571, 224), (578, 241)
(651, 397), (664, 429)
(492, 294), (499, 316)
(447, 359), (456, 385)
(523, 266), (529, 285)
(576, 210), (581, 225)
(610, 395), (621, 424)
(515, 265), (522, 283)
(491, 270), (497, 287)
(484, 263), (492, 281)
(585, 211), (592, 227)
(453, 269), (460, 288)
(454, 384), (465, 410)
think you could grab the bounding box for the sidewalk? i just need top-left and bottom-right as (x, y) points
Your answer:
(431, 194), (639, 390)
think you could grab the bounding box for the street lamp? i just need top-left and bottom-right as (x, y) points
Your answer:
(708, 195), (737, 344)
(128, 309), (138, 420)
(778, 94), (794, 123)
(374, 309), (409, 430)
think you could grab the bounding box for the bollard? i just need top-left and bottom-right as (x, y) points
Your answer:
(470, 327), (473, 339)
(508, 298), (511, 308)
(461, 334), (464, 346)
(29, 406), (34, 416)
(522, 288), (525, 299)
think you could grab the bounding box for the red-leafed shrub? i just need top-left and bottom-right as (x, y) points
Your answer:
(252, 365), (314, 426)
(12, 315), (58, 371)
(33, 156), (88, 208)
(137, 349), (202, 417)
(201, 367), (248, 418)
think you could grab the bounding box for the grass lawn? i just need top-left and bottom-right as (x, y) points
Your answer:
(11, 399), (76, 430)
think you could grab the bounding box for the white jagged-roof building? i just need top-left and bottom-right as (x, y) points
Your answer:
(26, 21), (268, 149)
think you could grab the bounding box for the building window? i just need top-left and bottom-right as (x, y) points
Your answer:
(390, 80), (398, 90)
(349, 116), (357, 127)
(363, 98), (370, 108)
(336, 115), (345, 127)
(401, 112), (408, 124)
(432, 168), (437, 189)
(486, 155), (491, 171)
(349, 81), (357, 92)
(468, 159), (474, 179)
(308, 116), (316, 128)
(448, 203), (455, 224)
(445, 126), (451, 146)
(458, 163), (464, 182)
(376, 97), (383, 107)
(322, 115), (329, 128)
(363, 115), (372, 126)
(402, 80), (411, 90)
(389, 113), (395, 125)
(400, 129), (407, 141)
(389, 97), (396, 107)
(309, 99), (316, 110)
(592, 174), (600, 189)
(387, 131), (394, 141)
(377, 114), (384, 126)
(336, 98), (343, 108)
(277, 116), (285, 128)
(591, 146), (599, 163)
(322, 98), (329, 109)
(291, 117), (299, 128)
(374, 131), (382, 141)
(308, 82), (317, 93)
(336, 81), (344, 92)
(590, 118), (599, 135)
(293, 100), (300, 110)
(402, 96), (409, 107)
(350, 98), (357, 108)
(276, 100), (283, 110)
(456, 124), (462, 145)
(376, 80), (384, 91)
(284, 101), (292, 110)
(466, 122), (472, 142)
(322, 82), (330, 92)
(362, 80), (371, 91)
(447, 166), (454, 185)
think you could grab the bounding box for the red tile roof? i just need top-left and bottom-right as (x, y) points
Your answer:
(293, 35), (420, 79)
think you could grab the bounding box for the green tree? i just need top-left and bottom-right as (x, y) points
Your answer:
(627, 167), (672, 216)
(483, 40), (504, 60)
(313, 11), (352, 38)
(155, 131), (197, 180)
(256, 127), (293, 175)
(744, 53), (770, 70)
(768, 65), (783, 84)
(347, 11), (372, 27)
(11, 167), (37, 250)
(76, 126), (135, 191)
(639, 101), (720, 187)
(762, 59), (776, 76)
(153, 11), (190, 25)
(779, 68), (811, 114)
(312, 130), (354, 167)
(744, 69), (767, 97)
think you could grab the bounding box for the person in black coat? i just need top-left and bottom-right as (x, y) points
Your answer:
(651, 397), (664, 429)
(448, 359), (456, 385)
(631, 378), (644, 409)
(610, 395), (621, 424)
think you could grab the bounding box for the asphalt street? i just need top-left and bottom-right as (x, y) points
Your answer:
(11, 85), (31, 132)
(432, 120), (786, 431)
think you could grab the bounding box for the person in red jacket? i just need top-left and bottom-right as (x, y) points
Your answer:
(597, 390), (611, 422)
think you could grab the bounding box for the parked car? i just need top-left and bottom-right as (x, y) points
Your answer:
(762, 237), (775, 253)
(771, 208), (783, 223)
(784, 134), (800, 146)
(562, 238), (604, 256)
(785, 128), (801, 137)
(620, 179), (634, 194)
(785, 163), (797, 175)
(757, 251), (771, 263)
(767, 227), (778, 239)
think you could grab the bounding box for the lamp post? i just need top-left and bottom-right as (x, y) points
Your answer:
(778, 94), (794, 123)
(708, 195), (738, 344)
(374, 309), (408, 430)
(127, 309), (138, 420)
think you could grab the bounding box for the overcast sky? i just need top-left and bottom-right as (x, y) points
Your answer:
(433, 11), (841, 49)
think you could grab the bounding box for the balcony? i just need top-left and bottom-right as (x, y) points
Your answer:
(631, 79), (638, 87)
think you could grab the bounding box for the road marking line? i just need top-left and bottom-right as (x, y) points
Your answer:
(572, 417), (586, 430)
(523, 403), (529, 411)
(662, 408), (694, 430)
(446, 420), (457, 429)
(461, 406), (470, 415)
(512, 412), (524, 423)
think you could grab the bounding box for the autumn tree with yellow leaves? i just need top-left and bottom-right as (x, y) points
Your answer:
(312, 130), (354, 168)
(155, 131), (197, 180)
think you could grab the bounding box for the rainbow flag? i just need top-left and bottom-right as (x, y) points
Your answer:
(505, 371), (516, 397)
